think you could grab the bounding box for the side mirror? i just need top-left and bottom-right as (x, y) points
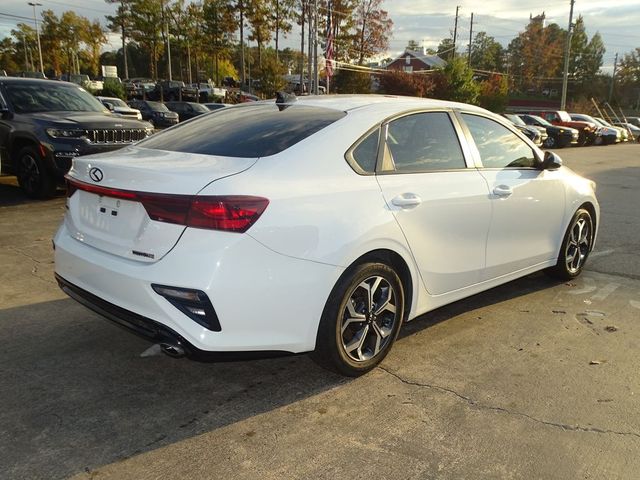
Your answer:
(542, 151), (562, 170)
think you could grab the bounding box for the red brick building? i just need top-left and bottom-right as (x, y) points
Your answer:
(385, 48), (447, 73)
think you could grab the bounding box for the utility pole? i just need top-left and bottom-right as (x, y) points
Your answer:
(608, 52), (618, 103)
(560, 0), (575, 111)
(467, 12), (473, 67)
(28, 2), (44, 75)
(452, 6), (459, 58)
(313, 0), (319, 94)
(240, 1), (245, 87)
(307, 2), (313, 94)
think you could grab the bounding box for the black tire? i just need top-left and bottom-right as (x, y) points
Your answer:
(311, 262), (405, 376)
(15, 145), (57, 199)
(546, 208), (594, 280)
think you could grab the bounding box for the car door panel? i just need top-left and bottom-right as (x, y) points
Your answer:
(375, 111), (492, 296)
(459, 112), (566, 280)
(478, 168), (566, 279)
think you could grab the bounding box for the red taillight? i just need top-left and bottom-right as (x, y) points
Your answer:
(188, 197), (269, 232)
(65, 176), (269, 233)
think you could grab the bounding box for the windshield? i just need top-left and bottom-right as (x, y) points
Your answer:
(594, 117), (613, 127)
(111, 98), (128, 107)
(6, 82), (108, 114)
(191, 103), (209, 113)
(146, 101), (169, 112)
(504, 114), (526, 127)
(558, 111), (572, 122)
(528, 115), (552, 127)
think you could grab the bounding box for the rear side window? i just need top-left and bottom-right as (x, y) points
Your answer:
(139, 104), (346, 158)
(385, 112), (466, 172)
(349, 129), (380, 173)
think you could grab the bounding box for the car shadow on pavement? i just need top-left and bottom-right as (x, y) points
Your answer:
(0, 272), (560, 480)
(399, 271), (561, 340)
(0, 297), (347, 480)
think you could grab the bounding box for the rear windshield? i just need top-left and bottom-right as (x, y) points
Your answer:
(138, 104), (346, 157)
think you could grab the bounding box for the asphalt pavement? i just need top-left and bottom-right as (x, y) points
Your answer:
(1, 143), (639, 479)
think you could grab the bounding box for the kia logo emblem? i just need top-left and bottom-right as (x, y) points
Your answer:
(89, 167), (104, 182)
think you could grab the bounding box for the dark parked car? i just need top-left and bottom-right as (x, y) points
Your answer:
(0, 77), (153, 198)
(147, 80), (198, 102)
(518, 114), (579, 148)
(502, 113), (547, 146)
(128, 100), (179, 129)
(164, 101), (210, 122)
(202, 102), (232, 111)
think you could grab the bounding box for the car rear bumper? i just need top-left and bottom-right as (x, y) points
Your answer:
(54, 221), (343, 354)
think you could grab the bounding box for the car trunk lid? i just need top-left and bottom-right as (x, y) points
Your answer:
(64, 146), (258, 262)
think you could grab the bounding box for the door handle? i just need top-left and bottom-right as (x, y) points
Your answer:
(391, 193), (422, 208)
(493, 185), (513, 197)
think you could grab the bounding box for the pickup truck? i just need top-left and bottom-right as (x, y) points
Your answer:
(536, 110), (598, 146)
(190, 82), (227, 101)
(147, 81), (198, 102)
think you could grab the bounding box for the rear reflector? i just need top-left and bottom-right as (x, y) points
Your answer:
(151, 284), (221, 331)
(66, 176), (268, 233)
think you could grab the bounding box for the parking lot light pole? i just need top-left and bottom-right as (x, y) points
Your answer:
(28, 2), (44, 75)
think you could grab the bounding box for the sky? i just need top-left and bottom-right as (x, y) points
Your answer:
(1, 0), (639, 73)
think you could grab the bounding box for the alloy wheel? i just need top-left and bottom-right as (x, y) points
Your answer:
(565, 217), (591, 274)
(340, 276), (398, 362)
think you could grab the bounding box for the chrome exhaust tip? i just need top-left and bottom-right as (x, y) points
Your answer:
(160, 343), (185, 358)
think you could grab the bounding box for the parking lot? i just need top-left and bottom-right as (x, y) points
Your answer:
(1, 143), (639, 479)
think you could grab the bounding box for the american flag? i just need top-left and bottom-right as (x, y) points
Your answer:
(325, 1), (334, 77)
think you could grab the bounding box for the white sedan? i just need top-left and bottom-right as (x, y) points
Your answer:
(54, 95), (599, 376)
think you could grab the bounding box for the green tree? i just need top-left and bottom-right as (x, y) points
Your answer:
(506, 13), (564, 92)
(247, 0), (272, 67)
(271, 0), (296, 62)
(406, 39), (420, 51)
(470, 32), (503, 71)
(40, 10), (65, 75)
(128, 0), (164, 79)
(578, 33), (605, 79)
(105, 0), (133, 79)
(569, 15), (588, 77)
(0, 37), (20, 73)
(333, 68), (371, 93)
(436, 37), (455, 62)
(83, 20), (108, 77)
(202, 0), (236, 84)
(10, 24), (37, 71)
(253, 48), (286, 96)
(433, 57), (480, 104)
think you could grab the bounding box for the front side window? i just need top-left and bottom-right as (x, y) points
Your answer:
(384, 112), (466, 173)
(462, 113), (537, 169)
